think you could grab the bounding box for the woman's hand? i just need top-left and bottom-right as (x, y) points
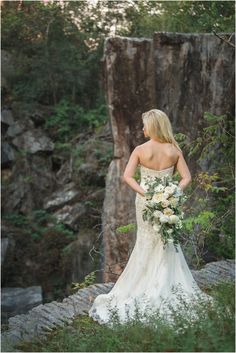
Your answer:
(122, 175), (145, 196)
(139, 190), (146, 198)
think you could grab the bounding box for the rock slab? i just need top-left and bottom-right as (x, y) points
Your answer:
(1, 259), (234, 352)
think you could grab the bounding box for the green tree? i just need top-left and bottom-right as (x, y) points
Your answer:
(122, 1), (235, 36)
(1, 1), (105, 107)
(180, 112), (235, 264)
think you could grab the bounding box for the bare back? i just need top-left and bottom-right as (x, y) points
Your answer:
(123, 139), (192, 182)
(138, 141), (179, 170)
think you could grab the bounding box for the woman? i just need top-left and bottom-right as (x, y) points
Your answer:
(123, 109), (192, 196)
(88, 109), (213, 326)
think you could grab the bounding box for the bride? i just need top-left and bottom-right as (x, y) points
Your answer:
(88, 109), (213, 326)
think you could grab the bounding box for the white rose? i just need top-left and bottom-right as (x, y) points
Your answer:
(163, 192), (170, 199)
(163, 207), (174, 216)
(153, 210), (163, 218)
(152, 193), (165, 203)
(169, 197), (178, 207)
(159, 215), (170, 223)
(168, 215), (180, 224)
(161, 199), (170, 208)
(165, 186), (175, 195)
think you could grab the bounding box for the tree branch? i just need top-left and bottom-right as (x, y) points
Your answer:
(212, 30), (235, 48)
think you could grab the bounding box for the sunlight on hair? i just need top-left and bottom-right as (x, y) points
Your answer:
(142, 109), (182, 152)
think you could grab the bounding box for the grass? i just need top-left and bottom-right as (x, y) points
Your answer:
(16, 281), (235, 352)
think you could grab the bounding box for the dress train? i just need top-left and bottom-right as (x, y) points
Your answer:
(88, 165), (214, 326)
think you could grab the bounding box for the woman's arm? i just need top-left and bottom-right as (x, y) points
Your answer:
(122, 147), (146, 197)
(176, 151), (192, 191)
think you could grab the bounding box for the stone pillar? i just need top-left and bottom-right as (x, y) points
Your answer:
(101, 36), (156, 282)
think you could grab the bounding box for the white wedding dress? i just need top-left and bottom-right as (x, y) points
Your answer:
(88, 164), (213, 326)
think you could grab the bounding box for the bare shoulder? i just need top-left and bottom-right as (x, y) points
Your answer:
(134, 142), (149, 152)
(136, 141), (149, 148)
(170, 144), (182, 155)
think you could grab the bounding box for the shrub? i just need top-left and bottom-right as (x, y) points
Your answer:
(16, 281), (235, 352)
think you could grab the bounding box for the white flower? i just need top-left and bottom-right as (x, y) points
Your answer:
(154, 184), (164, 192)
(179, 211), (184, 219)
(167, 238), (174, 243)
(153, 210), (163, 218)
(168, 215), (180, 224)
(163, 192), (170, 199)
(161, 199), (170, 208)
(153, 223), (161, 232)
(167, 229), (173, 234)
(146, 199), (156, 207)
(165, 186), (176, 195)
(173, 187), (183, 197)
(169, 197), (178, 207)
(163, 207), (174, 216)
(159, 215), (170, 223)
(176, 220), (183, 229)
(152, 193), (165, 203)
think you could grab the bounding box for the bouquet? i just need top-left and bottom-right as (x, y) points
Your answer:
(142, 174), (188, 252)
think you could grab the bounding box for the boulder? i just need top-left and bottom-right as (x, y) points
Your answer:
(52, 203), (87, 231)
(1, 286), (42, 325)
(1, 142), (16, 166)
(62, 228), (101, 284)
(191, 259), (235, 288)
(12, 129), (54, 154)
(1, 109), (15, 126)
(6, 121), (25, 137)
(43, 181), (82, 212)
(56, 159), (73, 185)
(2, 154), (56, 214)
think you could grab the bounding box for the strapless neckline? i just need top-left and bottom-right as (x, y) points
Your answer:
(139, 164), (175, 172)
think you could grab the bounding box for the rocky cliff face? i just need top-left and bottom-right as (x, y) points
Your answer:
(101, 32), (235, 282)
(1, 50), (113, 307)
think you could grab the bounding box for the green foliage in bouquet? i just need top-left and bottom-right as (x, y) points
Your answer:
(142, 175), (187, 252)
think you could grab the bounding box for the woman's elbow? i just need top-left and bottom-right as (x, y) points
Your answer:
(121, 175), (127, 183)
(186, 176), (192, 186)
(122, 174), (130, 184)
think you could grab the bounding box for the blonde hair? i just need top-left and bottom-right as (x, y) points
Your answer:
(142, 109), (182, 152)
